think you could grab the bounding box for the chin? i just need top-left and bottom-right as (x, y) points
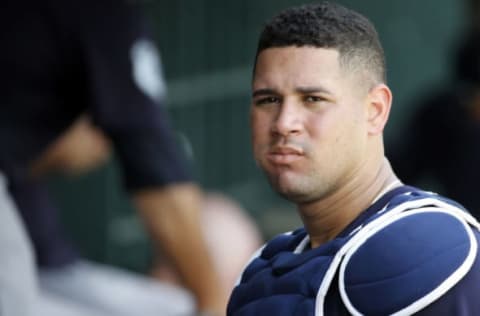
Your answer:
(277, 190), (312, 204)
(272, 182), (308, 202)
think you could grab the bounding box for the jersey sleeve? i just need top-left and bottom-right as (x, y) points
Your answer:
(70, 0), (191, 190)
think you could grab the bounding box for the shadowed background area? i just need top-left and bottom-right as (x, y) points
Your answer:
(45, 0), (467, 272)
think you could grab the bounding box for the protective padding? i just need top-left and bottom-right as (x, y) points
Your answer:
(340, 211), (474, 316)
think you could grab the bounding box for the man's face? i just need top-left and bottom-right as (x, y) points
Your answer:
(251, 46), (370, 203)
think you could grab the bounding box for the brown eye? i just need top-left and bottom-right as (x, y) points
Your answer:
(255, 96), (280, 106)
(305, 96), (323, 103)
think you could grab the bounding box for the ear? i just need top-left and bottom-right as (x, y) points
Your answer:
(365, 83), (392, 135)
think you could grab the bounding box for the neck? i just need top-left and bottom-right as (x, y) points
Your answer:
(298, 157), (401, 248)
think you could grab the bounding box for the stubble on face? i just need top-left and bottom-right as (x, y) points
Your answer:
(251, 47), (369, 205)
(260, 140), (321, 202)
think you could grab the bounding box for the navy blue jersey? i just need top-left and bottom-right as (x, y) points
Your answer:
(0, 0), (191, 267)
(228, 186), (480, 315)
(0, 0), (190, 188)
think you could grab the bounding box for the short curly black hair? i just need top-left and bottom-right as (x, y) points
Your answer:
(256, 1), (386, 84)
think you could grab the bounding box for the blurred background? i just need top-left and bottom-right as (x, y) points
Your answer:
(44, 0), (469, 273)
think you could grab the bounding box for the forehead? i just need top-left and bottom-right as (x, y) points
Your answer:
(253, 47), (344, 91)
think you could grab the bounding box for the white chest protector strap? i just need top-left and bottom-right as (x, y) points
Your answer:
(314, 196), (480, 316)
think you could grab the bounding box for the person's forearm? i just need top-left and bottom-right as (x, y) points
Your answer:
(133, 183), (227, 315)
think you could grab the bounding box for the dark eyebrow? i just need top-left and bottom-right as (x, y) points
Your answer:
(295, 86), (332, 94)
(252, 86), (333, 98)
(252, 88), (278, 98)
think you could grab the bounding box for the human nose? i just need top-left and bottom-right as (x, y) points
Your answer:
(271, 101), (303, 137)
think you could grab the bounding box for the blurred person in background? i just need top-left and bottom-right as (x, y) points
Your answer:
(0, 0), (228, 315)
(36, 116), (264, 309)
(390, 0), (480, 219)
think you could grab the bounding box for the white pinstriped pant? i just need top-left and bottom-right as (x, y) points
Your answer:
(0, 172), (194, 316)
(0, 171), (36, 316)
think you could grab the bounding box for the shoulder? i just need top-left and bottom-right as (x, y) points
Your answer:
(339, 207), (479, 315)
